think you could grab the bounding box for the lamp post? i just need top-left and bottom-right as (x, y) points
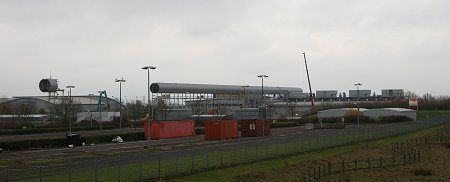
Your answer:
(354, 83), (362, 126)
(257, 75), (268, 119)
(241, 85), (249, 107)
(115, 78), (126, 129)
(142, 66), (156, 145)
(66, 85), (75, 134)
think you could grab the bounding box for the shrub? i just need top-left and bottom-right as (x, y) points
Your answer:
(444, 143), (450, 149)
(376, 116), (412, 123)
(413, 168), (433, 176)
(195, 128), (204, 135)
(0, 132), (144, 150)
(272, 122), (298, 128)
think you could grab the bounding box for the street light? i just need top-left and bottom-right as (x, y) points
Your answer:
(142, 66), (156, 145)
(354, 82), (362, 126)
(66, 85), (75, 134)
(115, 78), (126, 129)
(241, 85), (249, 107)
(257, 75), (268, 119)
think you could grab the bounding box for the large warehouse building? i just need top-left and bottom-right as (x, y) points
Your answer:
(1, 96), (123, 123)
(149, 82), (305, 120)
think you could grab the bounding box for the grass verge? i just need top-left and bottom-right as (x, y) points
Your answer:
(167, 124), (447, 182)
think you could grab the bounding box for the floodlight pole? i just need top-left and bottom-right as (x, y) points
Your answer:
(115, 78), (126, 129)
(142, 66), (156, 146)
(66, 85), (75, 134)
(354, 83), (362, 126)
(257, 75), (268, 119)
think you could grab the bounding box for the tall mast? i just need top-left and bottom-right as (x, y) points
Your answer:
(303, 52), (315, 110)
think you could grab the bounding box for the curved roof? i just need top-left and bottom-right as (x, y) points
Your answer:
(150, 82), (303, 94)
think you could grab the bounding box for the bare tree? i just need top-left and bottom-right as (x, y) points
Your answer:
(153, 98), (169, 120)
(12, 103), (36, 128)
(405, 90), (418, 98)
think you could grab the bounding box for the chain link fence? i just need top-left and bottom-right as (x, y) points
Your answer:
(1, 115), (449, 182)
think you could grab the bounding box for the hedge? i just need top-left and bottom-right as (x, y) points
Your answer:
(0, 132), (144, 151)
(0, 126), (115, 136)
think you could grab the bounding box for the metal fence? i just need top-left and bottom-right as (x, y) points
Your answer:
(1, 115), (449, 182)
(303, 135), (450, 182)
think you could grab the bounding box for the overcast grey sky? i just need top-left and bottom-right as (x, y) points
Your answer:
(1, 0), (449, 101)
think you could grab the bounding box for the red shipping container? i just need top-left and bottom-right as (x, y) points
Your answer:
(263, 119), (271, 136)
(240, 119), (271, 137)
(204, 120), (238, 140)
(144, 120), (196, 140)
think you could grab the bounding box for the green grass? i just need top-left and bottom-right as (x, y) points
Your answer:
(168, 124), (448, 182)
(15, 120), (447, 182)
(417, 110), (450, 120)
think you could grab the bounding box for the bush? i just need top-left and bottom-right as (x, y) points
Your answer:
(376, 116), (412, 123)
(444, 143), (450, 149)
(413, 168), (433, 176)
(0, 126), (115, 136)
(195, 128), (204, 135)
(272, 122), (298, 128)
(0, 132), (144, 151)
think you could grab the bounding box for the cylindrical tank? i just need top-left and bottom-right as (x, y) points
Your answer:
(39, 79), (58, 92)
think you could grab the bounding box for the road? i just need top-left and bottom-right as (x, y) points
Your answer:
(0, 123), (399, 163)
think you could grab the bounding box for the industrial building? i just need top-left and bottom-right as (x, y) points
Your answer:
(0, 96), (123, 123)
(349, 90), (372, 98)
(317, 108), (368, 119)
(363, 108), (416, 120)
(318, 108), (416, 121)
(316, 90), (338, 99)
(150, 82), (304, 120)
(382, 89), (404, 98)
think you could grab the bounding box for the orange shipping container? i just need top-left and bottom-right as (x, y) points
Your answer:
(240, 119), (271, 137)
(144, 120), (196, 140)
(204, 120), (238, 140)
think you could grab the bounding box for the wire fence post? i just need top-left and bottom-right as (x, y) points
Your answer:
(206, 151), (209, 169)
(5, 166), (7, 182)
(221, 151), (223, 167)
(256, 146), (259, 162)
(176, 155), (179, 176)
(158, 156), (161, 180)
(68, 158), (72, 182)
(328, 162), (331, 174)
(95, 157), (98, 182)
(380, 157), (383, 168)
(276, 141), (279, 155)
(233, 146), (236, 164)
(318, 166), (321, 178)
(139, 158), (142, 182)
(39, 164), (43, 182)
(392, 155), (395, 166)
(117, 155), (121, 182)
(418, 151), (421, 162)
(191, 151), (195, 173)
